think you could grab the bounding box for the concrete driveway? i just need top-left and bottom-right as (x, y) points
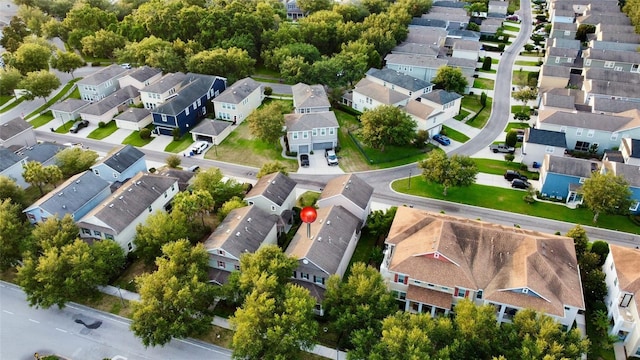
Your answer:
(296, 151), (345, 175)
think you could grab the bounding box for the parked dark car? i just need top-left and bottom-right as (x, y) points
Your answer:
(433, 134), (451, 146)
(511, 179), (531, 189)
(300, 154), (309, 167)
(504, 170), (528, 182)
(516, 129), (525, 142)
(69, 120), (89, 133)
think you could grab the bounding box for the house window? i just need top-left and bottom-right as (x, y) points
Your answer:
(302, 273), (309, 280)
(312, 129), (317, 136)
(392, 291), (407, 300)
(171, 184), (175, 191)
(186, 107), (190, 116)
(579, 177), (586, 184)
(614, 278), (618, 286)
(585, 59), (592, 66)
(604, 61), (615, 68)
(293, 132), (298, 140)
(217, 249), (225, 255)
(545, 146), (555, 153)
(587, 130), (594, 138)
(630, 201), (639, 212)
(632, 64), (640, 73)
(615, 66), (623, 72)
(161, 114), (167, 122)
(292, 271), (297, 278)
(456, 288), (466, 298)
(218, 261), (225, 268)
(441, 286), (449, 291)
(555, 57), (560, 63)
(148, 206), (152, 213)
(112, 172), (118, 178)
(271, 205), (276, 211)
(575, 141), (590, 152)
(576, 128), (583, 136)
(81, 228), (91, 235)
(235, 264), (240, 271)
(329, 128), (334, 135)
(105, 234), (114, 240)
(314, 276), (324, 285)
(476, 289), (483, 299)
(611, 132), (619, 141)
(93, 230), (101, 237)
(320, 128), (326, 136)
(302, 131), (308, 139)
(197, 99), (201, 107)
(41, 217), (48, 223)
(396, 274), (408, 284)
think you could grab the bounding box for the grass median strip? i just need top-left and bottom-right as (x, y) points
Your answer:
(442, 125), (469, 143)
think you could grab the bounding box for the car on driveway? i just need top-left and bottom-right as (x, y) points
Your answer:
(192, 141), (209, 155)
(511, 178), (531, 189)
(433, 134), (451, 146)
(489, 143), (515, 153)
(325, 149), (339, 166)
(504, 170), (527, 182)
(69, 120), (89, 133)
(300, 154), (309, 167)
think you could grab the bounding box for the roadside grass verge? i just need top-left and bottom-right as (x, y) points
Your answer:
(472, 158), (536, 178)
(122, 131), (153, 146)
(29, 111), (55, 128)
(519, 51), (542, 57)
(454, 109), (471, 120)
(65, 86), (81, 100)
(87, 120), (118, 140)
(0, 95), (13, 106)
(165, 134), (195, 154)
(515, 60), (540, 66)
(74, 292), (134, 318)
(54, 120), (76, 133)
(503, 25), (519, 32)
(465, 96), (492, 129)
(0, 97), (24, 113)
(505, 122), (531, 132)
(442, 125), (470, 143)
(473, 78), (495, 90)
(511, 105), (531, 113)
(391, 178), (640, 234)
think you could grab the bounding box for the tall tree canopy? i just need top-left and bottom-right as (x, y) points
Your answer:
(432, 66), (468, 94)
(133, 211), (190, 265)
(247, 101), (287, 145)
(18, 70), (61, 101)
(419, 151), (478, 195)
(22, 161), (63, 196)
(581, 171), (632, 222)
(0, 199), (31, 271)
(54, 147), (99, 177)
(359, 105), (417, 151)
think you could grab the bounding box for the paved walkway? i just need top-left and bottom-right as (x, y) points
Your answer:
(99, 285), (346, 359)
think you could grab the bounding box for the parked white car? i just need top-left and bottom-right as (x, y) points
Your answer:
(192, 141), (209, 155)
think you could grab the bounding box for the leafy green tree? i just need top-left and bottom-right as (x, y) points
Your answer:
(54, 147), (98, 177)
(218, 196), (246, 221)
(360, 105), (417, 151)
(191, 167), (245, 210)
(115, 36), (173, 66)
(186, 47), (256, 83)
(247, 101), (286, 145)
(565, 225), (588, 261)
(579, 252), (608, 307)
(133, 211), (190, 265)
(22, 161), (63, 196)
(165, 154), (181, 168)
(433, 66), (468, 94)
(17, 5), (51, 36)
(575, 24), (596, 42)
(450, 300), (503, 358)
(61, 2), (117, 42)
(296, 0), (333, 13)
(323, 262), (397, 349)
(172, 189), (214, 228)
(0, 175), (27, 208)
(505, 129), (518, 147)
(265, 43), (321, 71)
(590, 240), (610, 265)
(257, 161), (289, 178)
(91, 239), (126, 283)
(467, 22), (480, 31)
(0, 17), (30, 53)
(131, 240), (216, 347)
(0, 67), (24, 96)
(365, 207), (397, 240)
(279, 56), (311, 84)
(582, 171), (632, 222)
(12, 42), (52, 74)
(482, 56), (492, 71)
(81, 29), (126, 59)
(50, 50), (85, 79)
(0, 199), (31, 271)
(18, 70), (61, 102)
(512, 86), (537, 112)
(31, 214), (79, 254)
(419, 151), (478, 196)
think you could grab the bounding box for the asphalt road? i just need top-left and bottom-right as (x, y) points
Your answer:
(0, 281), (232, 360)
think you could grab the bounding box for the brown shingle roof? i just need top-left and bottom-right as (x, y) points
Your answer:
(319, 174), (373, 211)
(609, 245), (640, 316)
(407, 285), (452, 309)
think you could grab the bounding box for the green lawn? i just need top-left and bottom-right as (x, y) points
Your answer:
(65, 87), (81, 100)
(344, 231), (377, 278)
(0, 97), (24, 114)
(511, 105), (531, 113)
(512, 70), (539, 86)
(29, 111), (54, 128)
(519, 51), (542, 57)
(165, 134), (196, 154)
(454, 109), (470, 121)
(351, 128), (433, 165)
(505, 122), (531, 132)
(472, 158), (536, 178)
(514, 60), (540, 66)
(477, 68), (497, 74)
(252, 76), (288, 84)
(253, 65), (281, 78)
(25, 78), (82, 119)
(480, 57), (500, 64)
(87, 120), (118, 139)
(465, 96), (493, 129)
(503, 25), (519, 32)
(0, 95), (13, 106)
(461, 95), (483, 113)
(473, 78), (495, 90)
(442, 125), (470, 143)
(122, 131), (154, 147)
(391, 178), (640, 234)
(54, 120), (76, 133)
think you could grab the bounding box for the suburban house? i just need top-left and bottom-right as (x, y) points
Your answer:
(602, 245), (640, 358)
(151, 73), (227, 136)
(488, 0), (508, 15)
(49, 99), (90, 124)
(114, 108), (152, 131)
(538, 154), (599, 205)
(18, 142), (66, 167)
(117, 66), (162, 90)
(583, 68), (640, 104)
(90, 145), (146, 183)
(316, 173), (373, 226)
(79, 86), (140, 124)
(213, 77), (263, 124)
(285, 205), (361, 315)
(538, 88), (585, 113)
(0, 147), (28, 188)
(480, 18), (504, 36)
(380, 206), (585, 329)
(23, 170), (111, 224)
(156, 167), (196, 192)
(189, 119), (233, 145)
(244, 172), (297, 233)
(350, 68), (433, 112)
(451, 40), (482, 61)
(521, 128), (567, 167)
(77, 64), (129, 102)
(384, 53), (448, 83)
(76, 172), (179, 252)
(0, 117), (36, 151)
(285, 0), (305, 20)
(583, 48), (640, 73)
(538, 65), (572, 91)
(620, 138), (640, 166)
(536, 109), (640, 153)
(140, 72), (188, 110)
(419, 90), (463, 121)
(292, 83), (331, 113)
(392, 42), (440, 57)
(204, 205), (279, 284)
(601, 160), (640, 214)
(402, 99), (442, 137)
(284, 111), (339, 154)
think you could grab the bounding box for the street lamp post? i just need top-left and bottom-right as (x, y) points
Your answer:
(408, 169), (412, 189)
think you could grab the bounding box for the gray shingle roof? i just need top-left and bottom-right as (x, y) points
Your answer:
(77, 173), (177, 234)
(80, 86), (139, 116)
(154, 74), (218, 116)
(446, 29), (481, 40)
(586, 80), (640, 99)
(578, 13), (631, 26)
(393, 42), (440, 57)
(453, 39), (482, 52)
(0, 117), (32, 141)
(366, 68), (432, 91)
(585, 68), (640, 85)
(526, 128), (567, 147)
(156, 168), (195, 192)
(25, 171), (110, 216)
(319, 173), (373, 211)
(604, 160), (640, 187)
(545, 156), (598, 177)
(542, 91), (577, 110)
(385, 53), (448, 68)
(540, 64), (572, 79)
(593, 98), (640, 114)
(286, 205), (361, 275)
(114, 108), (150, 122)
(403, 99), (436, 119)
(421, 89), (462, 105)
(292, 83), (330, 109)
(190, 119), (232, 136)
(548, 47), (580, 58)
(410, 18), (448, 28)
(551, 38), (581, 50)
(584, 48), (640, 63)
(140, 72), (187, 94)
(215, 77), (261, 104)
(204, 205), (278, 258)
(49, 99), (90, 113)
(539, 109), (638, 132)
(603, 150), (625, 163)
(127, 66), (161, 82)
(245, 172), (296, 207)
(19, 142), (65, 164)
(552, 22), (577, 31)
(99, 145), (145, 173)
(444, 56), (477, 69)
(285, 111), (338, 131)
(78, 64), (129, 86)
(353, 78), (409, 105)
(590, 40), (639, 52)
(0, 147), (26, 172)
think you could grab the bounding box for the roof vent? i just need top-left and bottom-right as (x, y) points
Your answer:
(58, 192), (63, 196)
(317, 237), (322, 242)
(73, 187), (77, 192)
(119, 196), (124, 200)
(326, 220), (331, 225)
(62, 205), (66, 209)
(109, 204), (114, 208)
(136, 181), (141, 185)
(236, 232), (241, 237)
(128, 188), (133, 192)
(76, 179), (81, 184)
(247, 218), (252, 222)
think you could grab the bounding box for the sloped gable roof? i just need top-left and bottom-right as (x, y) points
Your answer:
(140, 72), (187, 94)
(96, 145), (145, 173)
(245, 172), (297, 207)
(49, 99), (89, 113)
(285, 111), (339, 131)
(319, 174), (373, 211)
(153, 74), (218, 116)
(365, 68), (432, 91)
(78, 64), (129, 86)
(114, 108), (150, 122)
(19, 142), (65, 164)
(0, 117), (32, 141)
(421, 89), (462, 105)
(190, 119), (232, 136)
(403, 99), (436, 119)
(292, 83), (330, 109)
(609, 245), (640, 316)
(538, 109), (640, 132)
(214, 77), (261, 104)
(80, 86), (139, 116)
(544, 154), (598, 177)
(0, 147), (26, 172)
(353, 78), (409, 105)
(526, 128), (567, 147)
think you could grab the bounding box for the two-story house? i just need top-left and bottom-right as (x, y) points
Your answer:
(0, 147), (28, 188)
(521, 128), (567, 167)
(151, 73), (227, 136)
(351, 68), (433, 112)
(76, 172), (179, 252)
(50, 99), (90, 124)
(292, 83), (331, 113)
(140, 72), (188, 110)
(384, 53), (448, 83)
(380, 206), (585, 329)
(402, 99), (439, 137)
(0, 117), (36, 151)
(538, 153), (599, 205)
(583, 48), (640, 74)
(79, 85), (140, 124)
(23, 171), (111, 224)
(245, 172), (297, 233)
(117, 66), (162, 90)
(284, 111), (339, 154)
(204, 205), (279, 284)
(285, 205), (361, 315)
(77, 64), (129, 102)
(583, 68), (640, 104)
(213, 77), (263, 124)
(419, 90), (463, 121)
(114, 108), (152, 131)
(19, 142), (66, 167)
(602, 245), (640, 357)
(90, 145), (146, 183)
(316, 173), (373, 226)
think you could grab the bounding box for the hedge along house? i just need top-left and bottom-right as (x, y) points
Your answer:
(150, 73), (226, 136)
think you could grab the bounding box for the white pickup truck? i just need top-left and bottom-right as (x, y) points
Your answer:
(489, 143), (516, 153)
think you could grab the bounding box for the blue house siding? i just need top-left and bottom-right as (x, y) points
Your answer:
(629, 187), (640, 215)
(73, 187), (112, 220)
(540, 173), (581, 200)
(24, 208), (55, 224)
(92, 157), (146, 183)
(153, 113), (179, 135)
